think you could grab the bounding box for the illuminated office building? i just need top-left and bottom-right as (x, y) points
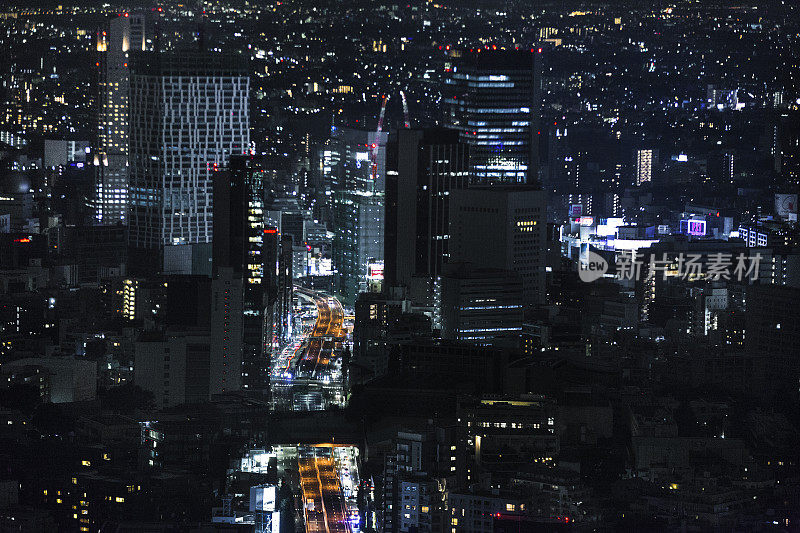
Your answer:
(331, 128), (387, 305)
(635, 149), (658, 186)
(319, 127), (388, 193)
(445, 49), (540, 185)
(213, 155), (275, 392)
(127, 52), (250, 275)
(333, 191), (384, 305)
(94, 14), (146, 224)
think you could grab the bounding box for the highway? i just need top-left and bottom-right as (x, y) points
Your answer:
(299, 449), (351, 533)
(270, 289), (343, 380)
(298, 287), (345, 338)
(271, 339), (304, 379)
(295, 287), (345, 379)
(270, 287), (347, 410)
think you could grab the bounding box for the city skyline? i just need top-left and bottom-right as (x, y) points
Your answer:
(0, 0), (799, 531)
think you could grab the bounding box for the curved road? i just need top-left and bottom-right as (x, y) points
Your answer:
(270, 288), (344, 380)
(295, 288), (345, 379)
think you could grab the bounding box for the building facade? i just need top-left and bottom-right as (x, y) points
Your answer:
(385, 128), (469, 303)
(448, 187), (546, 306)
(94, 14), (146, 224)
(445, 50), (540, 185)
(128, 52), (250, 275)
(213, 155), (274, 393)
(439, 264), (524, 343)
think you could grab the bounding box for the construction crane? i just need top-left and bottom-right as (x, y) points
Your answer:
(371, 95), (389, 181)
(400, 90), (411, 129)
(370, 91), (411, 180)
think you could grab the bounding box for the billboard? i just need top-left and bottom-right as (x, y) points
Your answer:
(249, 485), (276, 512)
(775, 193), (798, 219)
(367, 261), (384, 280)
(680, 219), (707, 236)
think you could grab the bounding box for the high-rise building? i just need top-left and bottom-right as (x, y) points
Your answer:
(385, 128), (469, 302)
(635, 148), (658, 186)
(774, 112), (800, 186)
(127, 52), (250, 275)
(379, 429), (452, 533)
(94, 14), (146, 224)
(210, 268), (244, 394)
(319, 127), (389, 194)
(331, 128), (388, 305)
(444, 49), (541, 185)
(131, 272), (244, 399)
(213, 155), (271, 392)
(333, 192), (384, 304)
(134, 330), (213, 408)
(448, 186), (546, 306)
(277, 234), (294, 344)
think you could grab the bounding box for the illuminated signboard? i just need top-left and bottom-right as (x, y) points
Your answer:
(367, 262), (384, 280)
(680, 219), (706, 236)
(249, 485), (276, 512)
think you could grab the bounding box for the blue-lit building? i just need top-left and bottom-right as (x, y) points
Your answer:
(330, 128), (388, 305)
(445, 49), (541, 185)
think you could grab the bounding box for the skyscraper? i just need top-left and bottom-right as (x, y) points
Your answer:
(333, 192), (384, 305)
(127, 52), (250, 275)
(320, 127), (389, 194)
(635, 148), (658, 186)
(331, 128), (388, 305)
(94, 14), (146, 224)
(210, 269), (244, 394)
(213, 155), (271, 392)
(449, 186), (546, 306)
(384, 128), (469, 302)
(445, 49), (541, 186)
(262, 225), (280, 351)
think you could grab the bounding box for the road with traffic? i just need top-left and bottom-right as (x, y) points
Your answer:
(270, 287), (347, 410)
(295, 287), (345, 379)
(299, 449), (351, 533)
